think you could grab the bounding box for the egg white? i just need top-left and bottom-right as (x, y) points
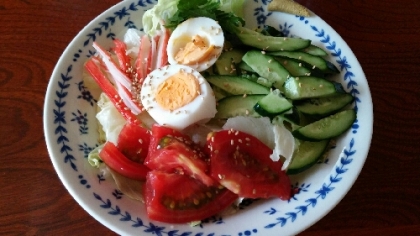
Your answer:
(167, 17), (224, 72)
(140, 64), (217, 130)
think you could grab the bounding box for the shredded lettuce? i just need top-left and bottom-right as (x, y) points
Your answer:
(96, 93), (126, 144)
(87, 144), (104, 168)
(123, 28), (145, 59)
(218, 0), (246, 18)
(142, 0), (179, 36)
(142, 0), (245, 36)
(222, 116), (296, 170)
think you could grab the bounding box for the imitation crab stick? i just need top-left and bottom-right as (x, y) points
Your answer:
(84, 59), (140, 125)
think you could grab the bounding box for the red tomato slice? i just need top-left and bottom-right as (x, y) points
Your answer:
(144, 136), (214, 186)
(99, 141), (150, 180)
(144, 170), (238, 223)
(147, 124), (192, 158)
(207, 130), (292, 200)
(117, 123), (151, 163)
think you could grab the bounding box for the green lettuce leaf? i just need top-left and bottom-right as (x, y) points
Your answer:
(219, 0), (246, 18)
(87, 144), (104, 168)
(142, 0), (245, 36)
(142, 0), (180, 36)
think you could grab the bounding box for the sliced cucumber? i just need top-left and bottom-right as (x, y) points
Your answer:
(236, 26), (311, 51)
(243, 75), (272, 88)
(284, 76), (337, 100)
(300, 44), (328, 57)
(274, 57), (325, 78)
(212, 85), (230, 101)
(254, 89), (293, 117)
(269, 51), (339, 74)
(242, 50), (290, 89)
(292, 109), (356, 141)
(214, 49), (245, 75)
(238, 61), (255, 73)
(260, 25), (284, 37)
(274, 107), (302, 127)
(295, 93), (354, 118)
(206, 75), (270, 95)
(215, 95), (264, 119)
(255, 77), (272, 88)
(287, 139), (329, 175)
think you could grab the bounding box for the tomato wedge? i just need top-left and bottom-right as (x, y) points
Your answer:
(146, 124), (192, 157)
(207, 130), (292, 200)
(99, 142), (150, 180)
(144, 170), (238, 223)
(117, 122), (151, 163)
(144, 136), (214, 186)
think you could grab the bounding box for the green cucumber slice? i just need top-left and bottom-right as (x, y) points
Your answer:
(284, 76), (337, 100)
(242, 50), (291, 89)
(274, 57), (325, 78)
(300, 44), (328, 56)
(214, 49), (245, 75)
(295, 93), (355, 118)
(269, 51), (339, 74)
(206, 75), (270, 95)
(238, 61), (255, 73)
(254, 89), (293, 117)
(236, 26), (311, 51)
(287, 139), (329, 175)
(292, 109), (357, 141)
(215, 95), (264, 119)
(212, 85), (230, 101)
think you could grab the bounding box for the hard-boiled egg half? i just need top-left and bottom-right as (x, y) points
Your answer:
(166, 17), (224, 72)
(140, 64), (217, 130)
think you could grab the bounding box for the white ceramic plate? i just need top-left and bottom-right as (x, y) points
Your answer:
(44, 0), (373, 235)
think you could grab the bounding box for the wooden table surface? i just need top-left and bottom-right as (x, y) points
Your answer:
(1, 0), (419, 235)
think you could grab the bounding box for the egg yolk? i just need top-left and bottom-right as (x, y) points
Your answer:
(155, 71), (200, 111)
(175, 35), (215, 65)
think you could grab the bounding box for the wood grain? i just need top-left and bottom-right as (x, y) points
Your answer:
(0, 0), (419, 235)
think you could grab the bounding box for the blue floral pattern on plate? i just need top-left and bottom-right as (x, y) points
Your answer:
(44, 0), (372, 235)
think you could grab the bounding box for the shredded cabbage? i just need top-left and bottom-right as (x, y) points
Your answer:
(96, 93), (126, 144)
(222, 116), (296, 170)
(123, 28), (145, 59)
(142, 0), (179, 36)
(223, 116), (274, 148)
(87, 144), (104, 168)
(218, 0), (246, 18)
(142, 0), (245, 36)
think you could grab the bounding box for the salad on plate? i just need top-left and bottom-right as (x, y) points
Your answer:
(82, 0), (356, 224)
